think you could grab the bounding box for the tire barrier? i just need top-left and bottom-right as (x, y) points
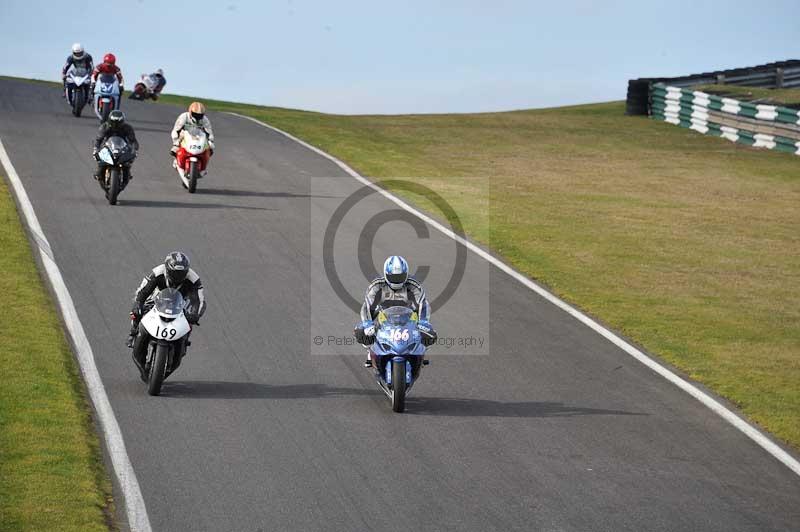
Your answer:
(626, 59), (800, 115)
(650, 83), (800, 155)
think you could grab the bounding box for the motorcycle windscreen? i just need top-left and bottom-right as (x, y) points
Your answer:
(381, 306), (414, 326)
(184, 125), (206, 139)
(154, 288), (185, 319)
(105, 136), (129, 157)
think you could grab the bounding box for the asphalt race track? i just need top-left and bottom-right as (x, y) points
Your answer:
(1, 78), (798, 531)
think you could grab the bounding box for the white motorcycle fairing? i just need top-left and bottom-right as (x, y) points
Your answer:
(176, 127), (210, 185)
(94, 75), (120, 120)
(141, 307), (191, 342)
(65, 68), (91, 91)
(139, 74), (159, 93)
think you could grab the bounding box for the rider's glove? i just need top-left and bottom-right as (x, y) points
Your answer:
(130, 306), (142, 320)
(92, 148), (99, 160)
(169, 146), (178, 157)
(418, 320), (437, 347)
(354, 321), (376, 345)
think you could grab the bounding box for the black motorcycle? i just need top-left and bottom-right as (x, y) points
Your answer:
(95, 136), (135, 205)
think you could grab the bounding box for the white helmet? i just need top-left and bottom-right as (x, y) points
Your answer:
(71, 43), (84, 59)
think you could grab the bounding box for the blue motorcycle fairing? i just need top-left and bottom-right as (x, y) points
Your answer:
(385, 356), (413, 385)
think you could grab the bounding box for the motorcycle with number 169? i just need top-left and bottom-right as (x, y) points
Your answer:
(131, 288), (193, 396)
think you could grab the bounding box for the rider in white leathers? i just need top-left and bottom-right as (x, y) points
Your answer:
(170, 101), (215, 158)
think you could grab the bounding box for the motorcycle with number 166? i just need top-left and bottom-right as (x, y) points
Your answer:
(356, 307), (432, 413)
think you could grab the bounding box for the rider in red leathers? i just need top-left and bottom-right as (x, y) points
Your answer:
(90, 53), (124, 94)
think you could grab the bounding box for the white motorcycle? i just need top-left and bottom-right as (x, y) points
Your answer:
(174, 126), (212, 193)
(129, 73), (160, 101)
(93, 73), (121, 122)
(64, 65), (91, 117)
(136, 288), (192, 396)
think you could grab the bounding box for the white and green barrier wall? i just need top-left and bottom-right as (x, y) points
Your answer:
(650, 83), (800, 155)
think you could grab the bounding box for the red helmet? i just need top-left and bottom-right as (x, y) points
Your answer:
(103, 53), (116, 66)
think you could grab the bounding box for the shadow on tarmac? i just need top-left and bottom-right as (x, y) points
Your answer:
(195, 187), (335, 199)
(404, 397), (647, 418)
(162, 380), (380, 399)
(122, 199), (277, 210)
(160, 381), (645, 419)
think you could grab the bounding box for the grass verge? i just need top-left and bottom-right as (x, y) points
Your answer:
(154, 93), (800, 451)
(691, 84), (800, 107)
(0, 172), (113, 531)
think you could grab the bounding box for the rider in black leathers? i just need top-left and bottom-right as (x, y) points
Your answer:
(92, 110), (138, 183)
(127, 252), (206, 380)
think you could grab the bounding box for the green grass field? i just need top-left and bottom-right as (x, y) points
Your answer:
(155, 93), (800, 450)
(692, 84), (800, 106)
(0, 173), (113, 531)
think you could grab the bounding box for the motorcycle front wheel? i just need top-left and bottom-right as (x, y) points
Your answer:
(147, 343), (169, 396)
(391, 360), (407, 413)
(71, 89), (84, 117)
(188, 160), (198, 193)
(107, 167), (121, 205)
(100, 101), (111, 122)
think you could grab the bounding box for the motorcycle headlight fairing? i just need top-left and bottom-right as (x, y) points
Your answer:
(99, 148), (114, 164)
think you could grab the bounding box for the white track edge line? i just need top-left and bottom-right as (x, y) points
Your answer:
(0, 139), (153, 532)
(227, 111), (800, 478)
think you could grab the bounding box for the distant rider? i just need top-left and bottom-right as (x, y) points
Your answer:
(170, 101), (215, 163)
(92, 110), (138, 183)
(150, 68), (166, 99)
(127, 252), (207, 379)
(355, 256), (437, 366)
(90, 53), (124, 94)
(61, 43), (94, 97)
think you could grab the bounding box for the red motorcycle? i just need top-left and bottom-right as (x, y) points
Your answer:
(174, 126), (212, 193)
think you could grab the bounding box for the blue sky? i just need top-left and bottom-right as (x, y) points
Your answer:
(1, 0), (797, 114)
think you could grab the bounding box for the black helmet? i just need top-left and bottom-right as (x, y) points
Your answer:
(164, 251), (189, 287)
(108, 110), (125, 127)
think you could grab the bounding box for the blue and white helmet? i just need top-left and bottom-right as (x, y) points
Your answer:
(383, 255), (409, 290)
